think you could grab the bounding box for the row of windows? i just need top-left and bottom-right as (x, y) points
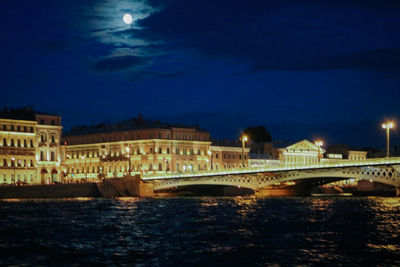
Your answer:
(2, 138), (34, 148)
(69, 147), (212, 159)
(1, 125), (34, 133)
(1, 158), (34, 167)
(39, 151), (57, 161)
(0, 173), (34, 183)
(40, 134), (57, 143)
(221, 153), (248, 160)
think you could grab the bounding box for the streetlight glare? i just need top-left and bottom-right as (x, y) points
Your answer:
(315, 140), (323, 147)
(382, 120), (396, 157)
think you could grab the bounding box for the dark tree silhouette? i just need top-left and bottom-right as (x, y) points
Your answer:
(244, 126), (272, 143)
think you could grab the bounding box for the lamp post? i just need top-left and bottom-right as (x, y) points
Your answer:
(11, 157), (16, 186)
(382, 121), (395, 157)
(241, 135), (248, 167)
(314, 140), (323, 163)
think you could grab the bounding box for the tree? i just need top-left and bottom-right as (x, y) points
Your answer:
(243, 126), (272, 143)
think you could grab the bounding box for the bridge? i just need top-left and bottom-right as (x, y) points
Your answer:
(142, 157), (400, 195)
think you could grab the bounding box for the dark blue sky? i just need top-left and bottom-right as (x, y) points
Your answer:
(1, 0), (400, 148)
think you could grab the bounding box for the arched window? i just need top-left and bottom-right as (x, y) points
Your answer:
(11, 139), (14, 146)
(23, 140), (27, 147)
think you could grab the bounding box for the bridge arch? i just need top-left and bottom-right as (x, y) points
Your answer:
(151, 165), (400, 192)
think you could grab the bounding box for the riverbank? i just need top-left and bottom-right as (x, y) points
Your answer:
(0, 175), (154, 199)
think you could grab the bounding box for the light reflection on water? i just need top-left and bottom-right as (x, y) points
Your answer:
(0, 196), (399, 266)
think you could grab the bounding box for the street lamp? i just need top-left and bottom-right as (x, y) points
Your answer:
(382, 121), (395, 157)
(241, 135), (248, 167)
(315, 140), (324, 163)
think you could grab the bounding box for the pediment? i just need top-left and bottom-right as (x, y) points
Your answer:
(285, 139), (325, 153)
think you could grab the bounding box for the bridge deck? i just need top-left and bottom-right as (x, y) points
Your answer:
(142, 157), (400, 181)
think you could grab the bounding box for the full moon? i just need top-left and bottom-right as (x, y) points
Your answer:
(123, 13), (133, 24)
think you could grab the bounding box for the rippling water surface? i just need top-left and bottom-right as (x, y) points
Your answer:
(1, 196), (400, 266)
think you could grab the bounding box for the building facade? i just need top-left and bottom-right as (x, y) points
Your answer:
(0, 110), (250, 185)
(0, 114), (63, 185)
(279, 139), (325, 166)
(63, 128), (249, 182)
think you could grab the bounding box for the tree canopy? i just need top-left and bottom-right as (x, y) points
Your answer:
(243, 126), (272, 143)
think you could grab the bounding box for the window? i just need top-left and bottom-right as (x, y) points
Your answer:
(41, 135), (45, 142)
(190, 149), (194, 155)
(30, 160), (33, 167)
(198, 150), (201, 155)
(183, 148), (187, 155)
(150, 148), (153, 154)
(11, 139), (14, 146)
(2, 125), (6, 131)
(3, 138), (6, 146)
(158, 147), (162, 154)
(24, 126), (27, 132)
(3, 159), (7, 166)
(51, 135), (55, 143)
(17, 140), (21, 147)
(176, 148), (180, 154)
(30, 127), (33, 132)
(167, 148), (170, 154)
(159, 163), (162, 171)
(40, 151), (44, 161)
(17, 126), (20, 132)
(11, 125), (14, 131)
(51, 152), (55, 161)
(51, 120), (55, 125)
(158, 133), (162, 139)
(23, 140), (27, 147)
(137, 148), (140, 154)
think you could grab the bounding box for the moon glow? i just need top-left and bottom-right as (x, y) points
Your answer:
(123, 13), (133, 24)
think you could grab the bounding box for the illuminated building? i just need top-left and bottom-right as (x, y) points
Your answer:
(0, 108), (250, 184)
(348, 150), (367, 161)
(62, 127), (249, 182)
(0, 111), (62, 185)
(279, 140), (325, 166)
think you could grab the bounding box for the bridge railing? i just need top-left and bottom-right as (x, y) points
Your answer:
(142, 157), (400, 180)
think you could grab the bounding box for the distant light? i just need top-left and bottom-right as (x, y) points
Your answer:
(315, 140), (323, 147)
(123, 13), (133, 24)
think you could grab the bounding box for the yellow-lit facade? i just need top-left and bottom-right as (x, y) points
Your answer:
(279, 139), (325, 166)
(0, 113), (250, 184)
(62, 128), (249, 182)
(0, 114), (63, 185)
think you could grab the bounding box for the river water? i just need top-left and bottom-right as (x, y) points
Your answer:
(0, 196), (399, 266)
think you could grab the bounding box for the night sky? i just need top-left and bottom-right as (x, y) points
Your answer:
(2, 0), (400, 148)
